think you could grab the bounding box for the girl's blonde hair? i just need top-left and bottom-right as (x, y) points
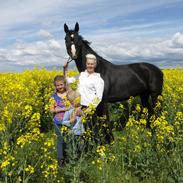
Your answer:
(53, 75), (66, 85)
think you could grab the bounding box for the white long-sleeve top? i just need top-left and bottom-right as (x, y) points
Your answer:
(67, 70), (104, 107)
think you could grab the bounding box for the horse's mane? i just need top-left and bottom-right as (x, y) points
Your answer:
(79, 35), (91, 46)
(78, 34), (113, 66)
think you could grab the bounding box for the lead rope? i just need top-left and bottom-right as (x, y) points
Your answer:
(63, 56), (73, 70)
(67, 56), (73, 64)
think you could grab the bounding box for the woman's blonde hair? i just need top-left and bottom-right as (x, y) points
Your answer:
(86, 53), (97, 64)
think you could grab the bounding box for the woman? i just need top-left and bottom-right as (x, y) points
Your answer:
(64, 53), (104, 143)
(64, 53), (104, 108)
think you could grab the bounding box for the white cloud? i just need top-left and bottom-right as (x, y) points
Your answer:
(48, 40), (61, 49)
(90, 32), (183, 65)
(38, 29), (53, 38)
(171, 32), (183, 48)
(0, 37), (67, 69)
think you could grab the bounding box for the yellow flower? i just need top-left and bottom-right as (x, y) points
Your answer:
(0, 123), (6, 132)
(18, 176), (22, 182)
(8, 172), (12, 177)
(70, 79), (79, 90)
(25, 165), (35, 174)
(1, 159), (10, 169)
(119, 103), (124, 110)
(60, 126), (69, 134)
(134, 145), (141, 153)
(135, 104), (141, 112)
(23, 105), (33, 117)
(96, 145), (106, 157)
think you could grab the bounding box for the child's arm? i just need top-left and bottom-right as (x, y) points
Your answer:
(53, 106), (70, 113)
(63, 61), (69, 78)
(49, 98), (70, 113)
(63, 61), (79, 83)
(70, 111), (77, 123)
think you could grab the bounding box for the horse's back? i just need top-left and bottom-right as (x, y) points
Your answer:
(103, 62), (163, 102)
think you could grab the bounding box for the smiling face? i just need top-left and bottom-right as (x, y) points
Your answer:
(64, 23), (80, 59)
(55, 80), (66, 93)
(86, 58), (96, 73)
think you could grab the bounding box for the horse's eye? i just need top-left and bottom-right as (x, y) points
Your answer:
(65, 38), (69, 44)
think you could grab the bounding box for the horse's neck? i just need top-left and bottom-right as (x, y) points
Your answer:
(75, 44), (89, 72)
(75, 42), (110, 74)
(75, 57), (84, 72)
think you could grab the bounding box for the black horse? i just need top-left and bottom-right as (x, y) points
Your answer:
(64, 22), (163, 141)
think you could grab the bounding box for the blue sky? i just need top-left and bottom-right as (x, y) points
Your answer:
(0, 0), (183, 71)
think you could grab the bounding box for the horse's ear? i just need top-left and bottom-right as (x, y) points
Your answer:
(64, 23), (69, 33)
(75, 22), (79, 32)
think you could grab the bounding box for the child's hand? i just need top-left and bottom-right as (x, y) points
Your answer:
(76, 107), (83, 116)
(55, 106), (64, 113)
(70, 112), (76, 123)
(63, 61), (69, 69)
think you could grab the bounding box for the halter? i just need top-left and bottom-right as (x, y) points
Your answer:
(67, 56), (73, 64)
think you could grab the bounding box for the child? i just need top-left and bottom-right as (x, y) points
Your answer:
(49, 75), (84, 166)
(62, 89), (85, 136)
(49, 75), (69, 167)
(62, 90), (85, 159)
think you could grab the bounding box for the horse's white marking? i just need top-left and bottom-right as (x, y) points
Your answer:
(71, 34), (74, 38)
(71, 43), (76, 57)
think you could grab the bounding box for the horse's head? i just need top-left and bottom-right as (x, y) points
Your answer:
(64, 22), (82, 60)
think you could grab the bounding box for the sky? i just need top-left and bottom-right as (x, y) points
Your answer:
(0, 0), (183, 72)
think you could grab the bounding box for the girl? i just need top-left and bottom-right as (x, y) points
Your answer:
(49, 75), (85, 166)
(49, 75), (69, 167)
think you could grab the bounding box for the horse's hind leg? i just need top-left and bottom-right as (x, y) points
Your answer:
(151, 92), (163, 115)
(151, 93), (158, 109)
(140, 92), (151, 111)
(149, 70), (163, 113)
(140, 92), (152, 128)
